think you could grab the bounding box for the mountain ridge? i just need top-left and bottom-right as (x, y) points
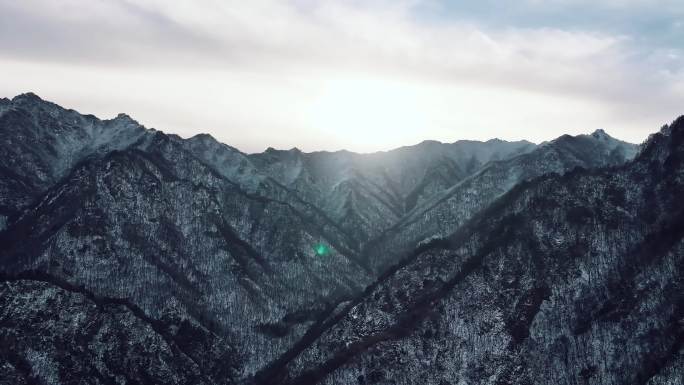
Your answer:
(266, 114), (684, 385)
(2, 93), (677, 385)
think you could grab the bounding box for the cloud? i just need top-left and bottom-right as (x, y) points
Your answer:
(0, 0), (682, 152)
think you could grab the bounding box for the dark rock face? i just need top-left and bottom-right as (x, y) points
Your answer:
(0, 93), (680, 385)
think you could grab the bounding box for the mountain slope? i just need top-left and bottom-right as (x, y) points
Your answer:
(0, 93), (147, 230)
(182, 130), (536, 248)
(264, 117), (683, 385)
(247, 139), (536, 243)
(0, 274), (236, 385)
(1, 93), (665, 385)
(0, 101), (373, 379)
(180, 133), (365, 253)
(363, 129), (639, 273)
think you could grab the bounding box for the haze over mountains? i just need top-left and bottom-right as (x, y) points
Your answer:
(0, 93), (681, 385)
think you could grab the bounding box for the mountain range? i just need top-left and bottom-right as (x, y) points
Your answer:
(0, 93), (680, 385)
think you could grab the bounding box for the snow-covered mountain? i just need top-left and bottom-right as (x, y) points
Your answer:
(1, 93), (680, 385)
(265, 118), (683, 385)
(362, 127), (640, 273)
(0, 95), (371, 380)
(0, 93), (147, 230)
(246, 139), (536, 245)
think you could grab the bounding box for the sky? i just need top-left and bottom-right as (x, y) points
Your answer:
(0, 0), (682, 153)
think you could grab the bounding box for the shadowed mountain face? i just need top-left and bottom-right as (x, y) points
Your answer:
(259, 118), (684, 385)
(181, 129), (537, 249)
(245, 139), (536, 244)
(1, 93), (680, 385)
(362, 127), (640, 273)
(0, 108), (371, 378)
(0, 94), (146, 229)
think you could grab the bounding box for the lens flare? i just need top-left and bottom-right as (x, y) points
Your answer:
(313, 243), (330, 256)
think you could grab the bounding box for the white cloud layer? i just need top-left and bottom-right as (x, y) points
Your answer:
(0, 0), (682, 152)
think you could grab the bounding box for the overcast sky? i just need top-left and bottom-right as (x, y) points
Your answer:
(1, 0), (682, 152)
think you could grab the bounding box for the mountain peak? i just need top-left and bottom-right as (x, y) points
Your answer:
(591, 128), (611, 140)
(658, 116), (684, 137)
(418, 139), (442, 146)
(10, 92), (64, 112)
(189, 132), (217, 142)
(11, 92), (45, 104)
(109, 113), (139, 126)
(13, 92), (42, 100)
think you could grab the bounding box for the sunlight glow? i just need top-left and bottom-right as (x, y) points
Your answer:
(308, 76), (430, 152)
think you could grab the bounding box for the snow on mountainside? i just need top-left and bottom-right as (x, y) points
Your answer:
(0, 276), (236, 385)
(0, 131), (375, 379)
(362, 127), (639, 273)
(247, 139), (536, 243)
(182, 133), (266, 193)
(0, 93), (148, 229)
(1, 93), (671, 385)
(263, 116), (683, 385)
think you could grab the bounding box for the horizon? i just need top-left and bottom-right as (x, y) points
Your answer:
(1, 1), (682, 152)
(4, 91), (647, 155)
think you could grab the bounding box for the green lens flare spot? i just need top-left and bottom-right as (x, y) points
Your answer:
(313, 243), (330, 256)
